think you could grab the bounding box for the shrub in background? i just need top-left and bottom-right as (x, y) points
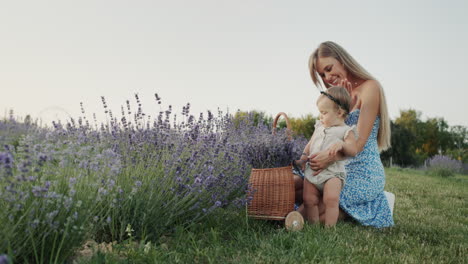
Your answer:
(462, 163), (468, 175)
(426, 155), (462, 177)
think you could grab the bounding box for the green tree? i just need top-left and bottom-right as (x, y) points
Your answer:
(451, 125), (468, 149)
(420, 117), (452, 156)
(394, 109), (467, 166)
(288, 114), (317, 139)
(394, 109), (427, 165)
(381, 121), (418, 167)
(446, 125), (468, 163)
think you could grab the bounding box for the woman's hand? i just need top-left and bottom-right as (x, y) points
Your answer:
(339, 79), (358, 107)
(339, 79), (353, 94)
(309, 150), (337, 175)
(328, 142), (344, 157)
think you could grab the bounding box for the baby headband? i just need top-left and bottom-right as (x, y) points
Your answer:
(320, 91), (348, 113)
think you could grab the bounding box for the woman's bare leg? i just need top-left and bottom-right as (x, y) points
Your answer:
(294, 175), (303, 204)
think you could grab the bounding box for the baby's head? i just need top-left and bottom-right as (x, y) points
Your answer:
(317, 86), (352, 126)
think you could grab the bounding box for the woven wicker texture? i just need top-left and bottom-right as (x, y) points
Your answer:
(247, 166), (295, 220)
(247, 112), (295, 220)
(272, 112), (292, 141)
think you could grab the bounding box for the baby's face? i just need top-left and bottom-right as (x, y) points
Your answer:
(317, 97), (343, 127)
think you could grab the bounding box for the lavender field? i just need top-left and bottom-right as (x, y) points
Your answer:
(0, 94), (308, 263)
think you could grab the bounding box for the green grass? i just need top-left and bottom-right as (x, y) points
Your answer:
(75, 168), (468, 264)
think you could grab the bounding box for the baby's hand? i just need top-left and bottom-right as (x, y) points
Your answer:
(293, 159), (307, 170)
(328, 142), (344, 157)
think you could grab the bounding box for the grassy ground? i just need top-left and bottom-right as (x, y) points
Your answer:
(75, 168), (467, 264)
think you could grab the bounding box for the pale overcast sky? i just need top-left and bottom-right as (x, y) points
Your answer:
(1, 0), (467, 127)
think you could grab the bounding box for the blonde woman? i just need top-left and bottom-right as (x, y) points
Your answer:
(301, 41), (394, 228)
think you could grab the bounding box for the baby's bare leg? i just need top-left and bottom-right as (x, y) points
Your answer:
(303, 179), (321, 224)
(319, 205), (348, 223)
(323, 178), (343, 227)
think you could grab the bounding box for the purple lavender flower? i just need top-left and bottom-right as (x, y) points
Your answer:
(37, 153), (48, 165)
(98, 187), (108, 196)
(30, 219), (40, 229)
(46, 210), (59, 222)
(194, 177), (202, 184)
(108, 179), (116, 189)
(135, 180), (142, 188)
(0, 152), (13, 169)
(69, 177), (77, 186)
(0, 255), (9, 264)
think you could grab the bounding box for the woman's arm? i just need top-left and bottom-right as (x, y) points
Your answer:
(295, 135), (314, 170)
(328, 131), (358, 157)
(354, 80), (381, 153)
(308, 151), (344, 175)
(309, 80), (381, 173)
(342, 131), (358, 156)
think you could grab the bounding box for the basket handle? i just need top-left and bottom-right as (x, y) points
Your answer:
(272, 112), (292, 141)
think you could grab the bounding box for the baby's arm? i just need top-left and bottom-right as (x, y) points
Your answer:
(295, 135), (314, 169)
(328, 132), (358, 157)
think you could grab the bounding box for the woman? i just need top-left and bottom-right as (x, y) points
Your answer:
(297, 41), (394, 228)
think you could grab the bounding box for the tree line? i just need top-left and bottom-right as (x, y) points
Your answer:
(234, 109), (468, 167)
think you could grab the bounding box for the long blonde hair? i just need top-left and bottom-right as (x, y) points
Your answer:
(309, 41), (391, 151)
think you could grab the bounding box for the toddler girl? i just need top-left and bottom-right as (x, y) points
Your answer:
(295, 86), (358, 227)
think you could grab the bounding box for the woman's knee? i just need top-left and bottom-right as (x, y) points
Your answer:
(338, 209), (348, 220)
(294, 176), (303, 190)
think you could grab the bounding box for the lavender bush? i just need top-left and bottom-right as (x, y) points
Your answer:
(463, 163), (468, 175)
(0, 124), (115, 263)
(229, 113), (306, 168)
(0, 113), (40, 149)
(0, 94), (305, 262)
(426, 155), (462, 177)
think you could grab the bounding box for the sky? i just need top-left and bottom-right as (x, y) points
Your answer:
(1, 0), (467, 127)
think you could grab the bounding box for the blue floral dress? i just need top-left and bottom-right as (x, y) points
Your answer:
(340, 109), (394, 228)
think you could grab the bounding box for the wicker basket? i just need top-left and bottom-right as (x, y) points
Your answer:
(247, 112), (295, 220)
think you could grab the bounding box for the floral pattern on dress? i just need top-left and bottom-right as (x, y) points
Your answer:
(340, 109), (394, 228)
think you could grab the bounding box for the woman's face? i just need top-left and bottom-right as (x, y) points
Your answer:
(316, 56), (348, 87)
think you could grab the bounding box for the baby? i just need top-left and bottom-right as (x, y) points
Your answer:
(295, 86), (358, 227)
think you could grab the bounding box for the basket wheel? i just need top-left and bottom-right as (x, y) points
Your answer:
(285, 211), (304, 231)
